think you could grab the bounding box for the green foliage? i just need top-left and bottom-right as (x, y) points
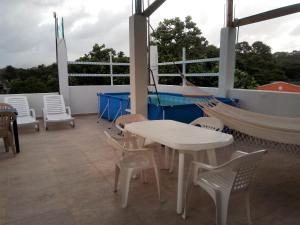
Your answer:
(235, 41), (293, 87)
(151, 16), (209, 61)
(0, 63), (59, 94)
(234, 69), (258, 89)
(68, 44), (129, 86)
(151, 16), (219, 85)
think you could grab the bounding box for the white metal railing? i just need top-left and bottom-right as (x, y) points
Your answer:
(67, 48), (219, 86)
(157, 48), (219, 86)
(68, 52), (130, 85)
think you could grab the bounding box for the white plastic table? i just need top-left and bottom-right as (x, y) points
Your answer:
(125, 120), (233, 214)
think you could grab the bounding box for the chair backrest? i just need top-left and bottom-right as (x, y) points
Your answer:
(4, 96), (30, 117)
(115, 114), (147, 131)
(0, 103), (13, 110)
(43, 95), (66, 115)
(190, 117), (224, 131)
(227, 150), (267, 193)
(0, 112), (16, 130)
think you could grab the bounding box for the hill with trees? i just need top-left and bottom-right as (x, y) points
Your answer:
(0, 16), (299, 93)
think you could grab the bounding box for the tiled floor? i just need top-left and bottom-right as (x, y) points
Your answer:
(0, 115), (299, 225)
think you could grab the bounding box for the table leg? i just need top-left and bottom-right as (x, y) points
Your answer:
(177, 152), (185, 214)
(13, 120), (20, 153)
(164, 146), (170, 169)
(207, 149), (217, 166)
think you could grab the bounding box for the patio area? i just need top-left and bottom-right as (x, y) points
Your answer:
(0, 115), (299, 225)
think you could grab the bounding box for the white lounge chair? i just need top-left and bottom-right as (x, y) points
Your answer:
(104, 131), (161, 208)
(183, 149), (267, 225)
(4, 96), (39, 131)
(43, 95), (74, 130)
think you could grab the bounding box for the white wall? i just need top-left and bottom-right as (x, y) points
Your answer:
(155, 86), (300, 117)
(228, 89), (300, 117)
(69, 85), (130, 115)
(2, 86), (299, 118)
(0, 93), (58, 117)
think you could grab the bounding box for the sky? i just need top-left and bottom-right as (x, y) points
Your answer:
(0, 0), (299, 68)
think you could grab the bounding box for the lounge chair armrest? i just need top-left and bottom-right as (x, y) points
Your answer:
(29, 108), (37, 120)
(66, 106), (72, 116)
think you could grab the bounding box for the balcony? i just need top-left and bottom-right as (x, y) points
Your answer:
(0, 115), (299, 225)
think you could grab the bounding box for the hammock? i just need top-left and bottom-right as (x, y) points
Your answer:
(197, 101), (300, 145)
(176, 64), (300, 146)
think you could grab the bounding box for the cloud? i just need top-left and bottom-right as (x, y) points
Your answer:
(290, 25), (300, 36)
(0, 0), (299, 68)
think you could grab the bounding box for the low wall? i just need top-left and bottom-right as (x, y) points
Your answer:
(0, 93), (58, 117)
(228, 88), (300, 117)
(69, 85), (130, 115)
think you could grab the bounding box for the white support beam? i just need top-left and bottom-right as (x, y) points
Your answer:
(233, 3), (300, 27)
(129, 15), (148, 117)
(218, 27), (236, 97)
(57, 38), (70, 104)
(142, 0), (167, 17)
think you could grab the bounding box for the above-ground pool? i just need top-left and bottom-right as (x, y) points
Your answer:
(97, 92), (237, 124)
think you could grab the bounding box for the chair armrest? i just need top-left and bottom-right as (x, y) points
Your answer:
(230, 150), (248, 160)
(126, 147), (153, 153)
(30, 108), (37, 120)
(192, 161), (218, 171)
(42, 108), (47, 119)
(66, 106), (72, 116)
(116, 124), (125, 132)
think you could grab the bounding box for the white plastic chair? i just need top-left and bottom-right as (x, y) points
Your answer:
(169, 117), (224, 173)
(115, 114), (147, 132)
(4, 96), (39, 131)
(183, 149), (267, 225)
(43, 95), (74, 130)
(104, 131), (161, 208)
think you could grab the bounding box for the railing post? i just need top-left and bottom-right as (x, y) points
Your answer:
(182, 47), (186, 86)
(150, 45), (159, 86)
(109, 52), (113, 86)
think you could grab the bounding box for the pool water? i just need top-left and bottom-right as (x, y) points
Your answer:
(148, 94), (213, 106)
(109, 93), (213, 106)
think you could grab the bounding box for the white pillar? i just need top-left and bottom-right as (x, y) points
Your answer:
(129, 15), (148, 117)
(150, 45), (159, 86)
(218, 27), (236, 97)
(57, 38), (70, 105)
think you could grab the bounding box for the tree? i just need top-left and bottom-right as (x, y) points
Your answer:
(234, 69), (258, 89)
(235, 41), (287, 86)
(68, 44), (130, 86)
(151, 16), (218, 86)
(151, 16), (209, 62)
